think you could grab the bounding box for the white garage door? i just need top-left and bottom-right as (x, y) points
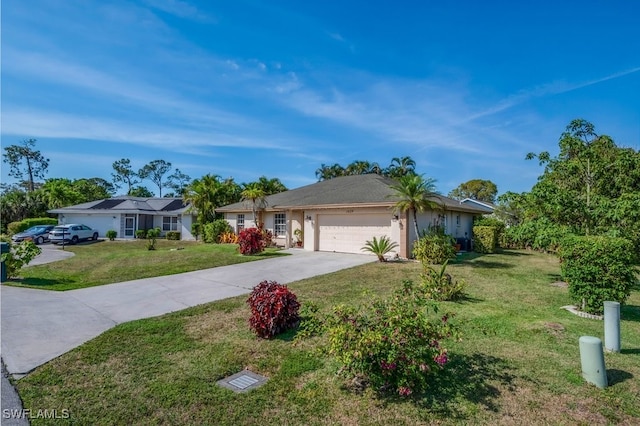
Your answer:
(318, 214), (392, 254)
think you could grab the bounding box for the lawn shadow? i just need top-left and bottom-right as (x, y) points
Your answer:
(607, 369), (634, 386)
(621, 305), (640, 323)
(466, 260), (514, 269)
(495, 249), (533, 256)
(7, 277), (75, 288)
(377, 353), (519, 420)
(620, 348), (640, 355)
(452, 294), (484, 304)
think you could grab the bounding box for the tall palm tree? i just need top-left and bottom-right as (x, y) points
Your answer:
(183, 174), (223, 224)
(241, 185), (267, 227)
(390, 174), (440, 238)
(387, 156), (417, 178)
(254, 176), (287, 195)
(346, 160), (372, 175)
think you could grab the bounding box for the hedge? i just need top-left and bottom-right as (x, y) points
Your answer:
(166, 231), (181, 240)
(7, 218), (58, 235)
(473, 226), (497, 253)
(558, 235), (637, 315)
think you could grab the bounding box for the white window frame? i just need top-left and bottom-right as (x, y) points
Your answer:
(162, 216), (178, 231)
(274, 213), (286, 237)
(237, 214), (245, 233)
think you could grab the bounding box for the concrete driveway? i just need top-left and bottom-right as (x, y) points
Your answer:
(1, 249), (375, 376)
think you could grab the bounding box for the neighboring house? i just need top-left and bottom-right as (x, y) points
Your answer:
(460, 198), (496, 214)
(216, 174), (489, 258)
(48, 196), (196, 240)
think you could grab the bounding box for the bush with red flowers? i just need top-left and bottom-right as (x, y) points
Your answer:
(247, 280), (300, 338)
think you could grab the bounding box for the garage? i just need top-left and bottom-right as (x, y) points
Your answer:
(317, 213), (392, 254)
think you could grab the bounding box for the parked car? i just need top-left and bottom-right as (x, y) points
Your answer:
(11, 225), (55, 245)
(49, 224), (99, 245)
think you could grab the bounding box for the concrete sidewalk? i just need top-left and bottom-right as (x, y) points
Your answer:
(1, 250), (375, 376)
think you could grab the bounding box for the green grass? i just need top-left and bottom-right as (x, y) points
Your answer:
(9, 240), (288, 291)
(14, 250), (640, 425)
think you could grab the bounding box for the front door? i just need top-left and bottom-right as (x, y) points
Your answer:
(124, 215), (136, 238)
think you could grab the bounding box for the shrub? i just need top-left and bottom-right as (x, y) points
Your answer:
(219, 232), (238, 244)
(420, 260), (467, 301)
(238, 227), (265, 255)
(146, 227), (161, 250)
(191, 222), (202, 241)
(501, 218), (573, 253)
(203, 219), (233, 243)
(247, 280), (300, 338)
(474, 217), (506, 247)
(294, 301), (327, 341)
(362, 235), (399, 262)
(413, 228), (456, 264)
(7, 218), (58, 235)
(558, 235), (637, 314)
(106, 230), (117, 241)
(473, 226), (497, 253)
(135, 229), (147, 239)
(1, 241), (42, 279)
(326, 280), (458, 396)
(166, 231), (181, 240)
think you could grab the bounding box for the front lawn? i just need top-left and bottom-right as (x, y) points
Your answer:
(15, 250), (640, 424)
(9, 240), (287, 291)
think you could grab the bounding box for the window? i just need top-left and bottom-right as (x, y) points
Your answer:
(456, 215), (460, 226)
(274, 213), (286, 237)
(237, 214), (245, 232)
(163, 216), (178, 231)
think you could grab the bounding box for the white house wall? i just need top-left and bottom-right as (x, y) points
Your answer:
(58, 214), (118, 237)
(409, 210), (476, 251)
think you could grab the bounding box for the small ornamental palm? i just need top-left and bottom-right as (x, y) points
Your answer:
(362, 235), (399, 262)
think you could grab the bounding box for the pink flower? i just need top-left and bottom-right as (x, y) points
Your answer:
(434, 352), (448, 366)
(398, 386), (413, 396)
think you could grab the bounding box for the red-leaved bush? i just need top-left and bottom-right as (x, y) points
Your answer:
(238, 227), (265, 255)
(247, 280), (300, 338)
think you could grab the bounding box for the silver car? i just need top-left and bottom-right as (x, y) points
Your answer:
(50, 224), (99, 245)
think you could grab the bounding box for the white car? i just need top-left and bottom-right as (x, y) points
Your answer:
(49, 224), (99, 245)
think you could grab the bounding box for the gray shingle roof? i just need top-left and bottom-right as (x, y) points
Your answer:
(217, 174), (489, 214)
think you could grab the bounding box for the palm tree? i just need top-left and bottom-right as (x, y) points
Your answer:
(390, 174), (440, 238)
(361, 235), (399, 262)
(254, 176), (287, 195)
(346, 160), (372, 175)
(183, 174), (223, 224)
(241, 185), (267, 227)
(387, 156), (417, 178)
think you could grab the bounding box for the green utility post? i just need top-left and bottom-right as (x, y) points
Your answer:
(604, 301), (621, 353)
(0, 242), (9, 282)
(579, 336), (608, 388)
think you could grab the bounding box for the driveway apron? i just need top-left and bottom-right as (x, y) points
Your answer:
(1, 250), (375, 376)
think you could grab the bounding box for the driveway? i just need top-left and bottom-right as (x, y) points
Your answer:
(28, 242), (75, 266)
(1, 250), (375, 376)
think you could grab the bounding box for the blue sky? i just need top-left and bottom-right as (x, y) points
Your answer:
(2, 0), (639, 197)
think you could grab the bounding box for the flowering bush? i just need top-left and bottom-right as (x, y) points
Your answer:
(238, 227), (265, 255)
(326, 280), (458, 396)
(247, 280), (300, 338)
